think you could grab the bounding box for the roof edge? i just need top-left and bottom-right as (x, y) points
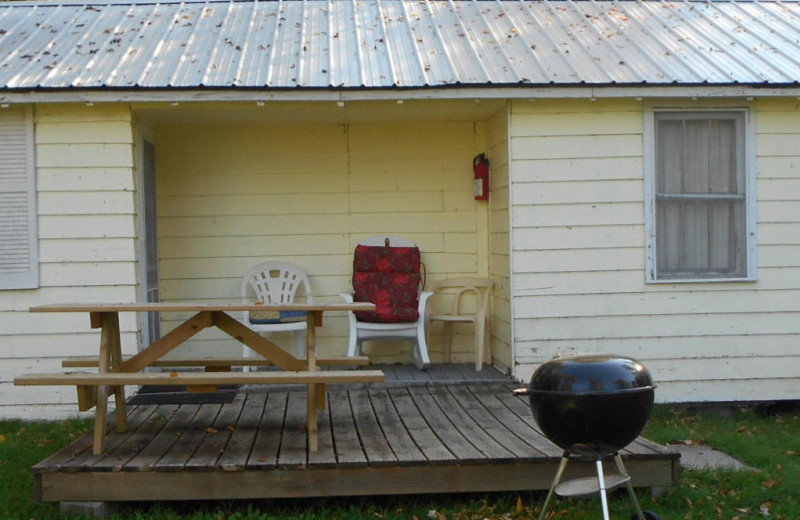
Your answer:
(2, 84), (800, 105)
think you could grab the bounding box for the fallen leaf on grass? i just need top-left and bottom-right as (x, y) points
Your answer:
(0, 434), (5, 443)
(761, 479), (779, 489)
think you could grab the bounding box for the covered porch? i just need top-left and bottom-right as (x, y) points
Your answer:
(133, 98), (512, 372)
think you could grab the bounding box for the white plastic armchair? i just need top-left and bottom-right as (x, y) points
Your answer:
(426, 277), (494, 370)
(240, 261), (314, 368)
(339, 236), (433, 370)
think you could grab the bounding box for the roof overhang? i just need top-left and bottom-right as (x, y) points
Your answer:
(2, 84), (800, 105)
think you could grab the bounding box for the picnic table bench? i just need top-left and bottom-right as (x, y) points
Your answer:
(14, 302), (383, 455)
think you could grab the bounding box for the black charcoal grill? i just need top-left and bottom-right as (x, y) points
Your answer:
(514, 354), (661, 520)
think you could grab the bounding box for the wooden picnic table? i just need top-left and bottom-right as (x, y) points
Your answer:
(14, 302), (383, 454)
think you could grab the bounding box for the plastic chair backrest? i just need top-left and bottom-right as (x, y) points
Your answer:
(240, 261), (313, 305)
(428, 277), (493, 318)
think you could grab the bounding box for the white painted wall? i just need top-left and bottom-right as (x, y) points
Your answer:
(0, 104), (138, 419)
(508, 98), (800, 403)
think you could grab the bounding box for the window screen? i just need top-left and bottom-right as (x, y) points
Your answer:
(653, 112), (747, 280)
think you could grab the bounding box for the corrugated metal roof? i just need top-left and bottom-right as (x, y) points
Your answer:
(1, 0), (800, 91)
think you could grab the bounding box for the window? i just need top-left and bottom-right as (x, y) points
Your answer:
(0, 106), (38, 289)
(646, 110), (754, 282)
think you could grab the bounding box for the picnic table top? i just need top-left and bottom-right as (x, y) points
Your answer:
(29, 301), (376, 313)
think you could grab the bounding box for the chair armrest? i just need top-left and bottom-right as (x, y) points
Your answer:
(418, 290), (434, 314)
(339, 293), (354, 303)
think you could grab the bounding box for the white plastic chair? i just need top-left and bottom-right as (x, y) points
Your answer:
(339, 236), (433, 370)
(426, 277), (493, 371)
(240, 261), (313, 369)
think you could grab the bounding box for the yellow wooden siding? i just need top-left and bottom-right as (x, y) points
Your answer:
(157, 118), (491, 364)
(509, 98), (800, 402)
(0, 105), (138, 418)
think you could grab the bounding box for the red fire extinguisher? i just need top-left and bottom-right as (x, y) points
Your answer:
(473, 153), (490, 201)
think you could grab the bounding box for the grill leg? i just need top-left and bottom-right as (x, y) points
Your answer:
(613, 453), (647, 520)
(596, 455), (611, 520)
(538, 452), (570, 520)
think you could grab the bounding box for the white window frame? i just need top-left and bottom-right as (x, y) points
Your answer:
(644, 106), (757, 283)
(0, 105), (38, 290)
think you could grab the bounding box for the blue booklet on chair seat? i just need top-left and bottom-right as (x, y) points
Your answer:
(249, 309), (307, 324)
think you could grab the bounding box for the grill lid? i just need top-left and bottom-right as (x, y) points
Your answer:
(530, 354), (655, 395)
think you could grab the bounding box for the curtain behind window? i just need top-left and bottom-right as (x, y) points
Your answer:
(655, 112), (746, 279)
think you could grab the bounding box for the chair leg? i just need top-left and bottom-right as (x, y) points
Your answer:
(347, 333), (360, 358)
(243, 345), (252, 373)
(442, 322), (453, 363)
(474, 319), (485, 371)
(293, 330), (305, 358)
(412, 325), (431, 370)
(411, 341), (430, 370)
(484, 317), (491, 364)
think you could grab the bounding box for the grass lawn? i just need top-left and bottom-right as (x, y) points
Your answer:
(1, 403), (797, 520)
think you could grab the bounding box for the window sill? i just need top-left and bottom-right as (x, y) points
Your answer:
(647, 276), (757, 284)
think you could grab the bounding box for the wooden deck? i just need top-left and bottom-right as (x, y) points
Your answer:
(32, 365), (679, 504)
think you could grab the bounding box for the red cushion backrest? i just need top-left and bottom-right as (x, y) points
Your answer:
(352, 244), (421, 323)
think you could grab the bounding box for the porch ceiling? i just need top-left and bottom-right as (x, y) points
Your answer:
(134, 99), (507, 127)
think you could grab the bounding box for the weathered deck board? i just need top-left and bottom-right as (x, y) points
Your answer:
(247, 392), (284, 470)
(31, 366), (679, 504)
(466, 384), (559, 459)
(218, 392), (266, 471)
(368, 388), (427, 466)
(125, 404), (199, 471)
(277, 392), (307, 470)
(92, 405), (178, 472)
(185, 394), (245, 471)
(350, 387), (397, 467)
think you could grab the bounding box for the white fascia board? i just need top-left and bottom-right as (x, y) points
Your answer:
(1, 85), (800, 104)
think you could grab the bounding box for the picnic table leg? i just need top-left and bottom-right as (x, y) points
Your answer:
(315, 383), (326, 410)
(89, 311), (128, 454)
(307, 383), (318, 452)
(306, 312), (319, 451)
(91, 312), (114, 454)
(105, 312), (128, 433)
(93, 386), (108, 455)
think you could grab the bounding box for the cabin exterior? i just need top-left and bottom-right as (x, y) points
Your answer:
(1, 0), (799, 419)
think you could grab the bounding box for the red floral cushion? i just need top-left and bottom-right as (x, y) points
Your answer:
(352, 245), (421, 323)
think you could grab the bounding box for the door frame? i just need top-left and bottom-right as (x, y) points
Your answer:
(136, 122), (160, 349)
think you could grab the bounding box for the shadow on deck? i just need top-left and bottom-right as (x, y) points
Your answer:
(32, 364), (679, 503)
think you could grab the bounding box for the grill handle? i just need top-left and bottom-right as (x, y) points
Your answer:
(513, 387), (530, 396)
